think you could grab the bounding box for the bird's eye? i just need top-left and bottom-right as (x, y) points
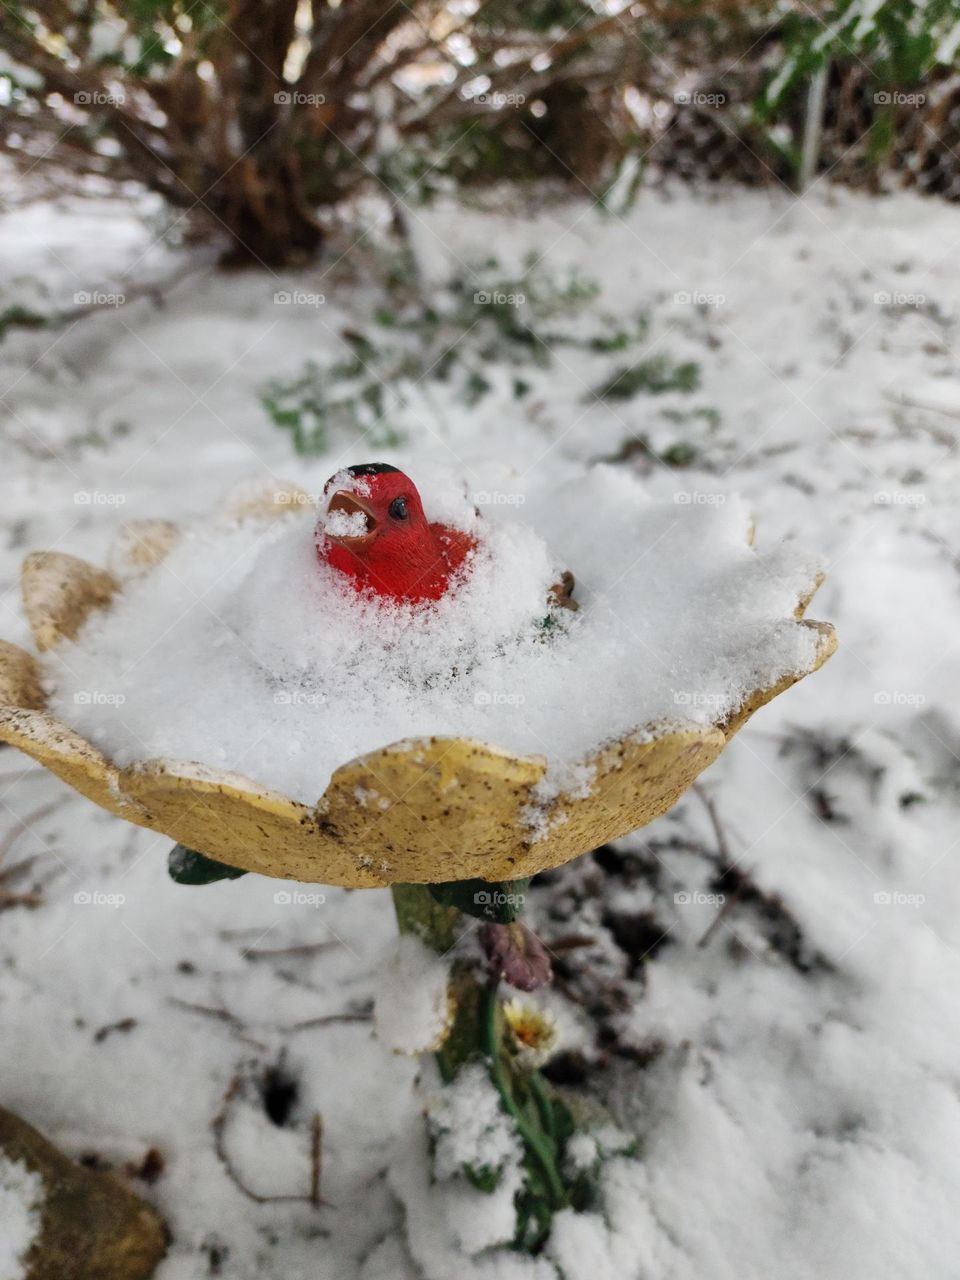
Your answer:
(389, 496), (409, 521)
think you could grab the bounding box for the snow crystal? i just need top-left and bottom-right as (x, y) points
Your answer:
(0, 1155), (44, 1280)
(374, 934), (452, 1054)
(428, 1061), (522, 1185)
(324, 508), (370, 539)
(565, 1131), (600, 1172)
(41, 461), (823, 808)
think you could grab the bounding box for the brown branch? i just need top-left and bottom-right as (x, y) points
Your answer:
(211, 1074), (328, 1208)
(0, 891), (43, 911)
(310, 1113), (323, 1208)
(0, 799), (69, 867)
(692, 784), (751, 948)
(242, 941), (338, 960)
(692, 782), (732, 866)
(283, 1009), (373, 1032)
(0, 855), (41, 886)
(168, 998), (268, 1050)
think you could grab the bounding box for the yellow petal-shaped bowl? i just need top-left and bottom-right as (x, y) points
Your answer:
(0, 484), (836, 887)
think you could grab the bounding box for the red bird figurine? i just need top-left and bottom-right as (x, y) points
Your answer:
(316, 464), (477, 603)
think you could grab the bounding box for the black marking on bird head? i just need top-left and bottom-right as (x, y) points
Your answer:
(345, 463), (400, 478)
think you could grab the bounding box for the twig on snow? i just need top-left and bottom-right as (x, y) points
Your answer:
(692, 784), (750, 948)
(167, 998), (268, 1051)
(211, 1074), (328, 1209)
(0, 798), (69, 867)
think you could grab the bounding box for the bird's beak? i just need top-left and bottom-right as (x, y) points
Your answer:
(323, 490), (378, 549)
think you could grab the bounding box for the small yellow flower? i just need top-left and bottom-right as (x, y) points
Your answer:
(503, 998), (558, 1066)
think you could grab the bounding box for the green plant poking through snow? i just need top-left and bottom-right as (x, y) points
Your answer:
(259, 257), (694, 457)
(391, 882), (634, 1254)
(260, 335), (406, 459)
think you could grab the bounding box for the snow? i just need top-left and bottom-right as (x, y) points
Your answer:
(0, 1155), (44, 1280)
(39, 466), (820, 808)
(427, 1062), (521, 1187)
(1, 179), (959, 1279)
(396, 1065), (530, 1265)
(323, 507), (371, 539)
(373, 935), (452, 1054)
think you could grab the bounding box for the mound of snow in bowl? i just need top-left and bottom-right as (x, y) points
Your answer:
(41, 462), (823, 806)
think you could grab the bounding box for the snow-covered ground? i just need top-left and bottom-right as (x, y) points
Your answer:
(0, 180), (958, 1279)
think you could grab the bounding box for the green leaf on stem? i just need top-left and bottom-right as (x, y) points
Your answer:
(167, 845), (247, 886)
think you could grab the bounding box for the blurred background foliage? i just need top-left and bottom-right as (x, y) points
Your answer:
(1, 0), (959, 266)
